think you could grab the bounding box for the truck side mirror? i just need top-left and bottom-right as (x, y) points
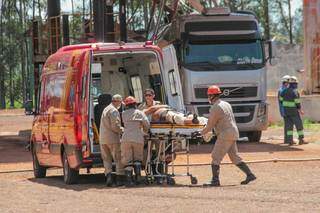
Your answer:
(185, 45), (190, 56)
(267, 39), (276, 65)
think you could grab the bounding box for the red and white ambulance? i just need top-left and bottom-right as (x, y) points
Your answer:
(31, 42), (184, 184)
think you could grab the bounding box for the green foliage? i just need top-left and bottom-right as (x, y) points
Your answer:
(0, 0), (304, 109)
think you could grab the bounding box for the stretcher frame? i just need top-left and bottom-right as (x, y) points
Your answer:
(144, 123), (204, 185)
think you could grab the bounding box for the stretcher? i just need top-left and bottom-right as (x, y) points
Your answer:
(144, 123), (205, 185)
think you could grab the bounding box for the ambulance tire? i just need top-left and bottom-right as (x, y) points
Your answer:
(32, 144), (47, 178)
(247, 131), (262, 142)
(63, 151), (79, 184)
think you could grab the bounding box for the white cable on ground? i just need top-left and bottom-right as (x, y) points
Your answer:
(169, 157), (320, 167)
(1, 157), (320, 174)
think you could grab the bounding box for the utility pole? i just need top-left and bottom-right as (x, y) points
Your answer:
(105, 0), (115, 42)
(288, 0), (293, 44)
(119, 0), (127, 42)
(263, 0), (270, 40)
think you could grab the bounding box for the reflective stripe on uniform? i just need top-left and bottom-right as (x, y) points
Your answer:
(286, 131), (294, 136)
(297, 130), (304, 136)
(294, 99), (301, 104)
(282, 101), (296, 107)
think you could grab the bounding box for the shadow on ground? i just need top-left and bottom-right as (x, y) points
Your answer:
(190, 141), (304, 154)
(28, 173), (213, 191)
(0, 129), (31, 164)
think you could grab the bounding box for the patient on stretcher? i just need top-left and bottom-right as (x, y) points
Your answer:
(142, 105), (208, 125)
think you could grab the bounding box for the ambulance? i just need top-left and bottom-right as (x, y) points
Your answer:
(30, 42), (184, 184)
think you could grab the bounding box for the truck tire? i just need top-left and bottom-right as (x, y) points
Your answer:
(32, 144), (47, 178)
(62, 151), (79, 184)
(247, 131), (262, 142)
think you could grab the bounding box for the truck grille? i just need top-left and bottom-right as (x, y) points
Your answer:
(194, 87), (258, 99)
(197, 105), (255, 123)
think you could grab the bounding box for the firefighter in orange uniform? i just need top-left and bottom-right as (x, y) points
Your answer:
(201, 85), (256, 186)
(121, 96), (150, 186)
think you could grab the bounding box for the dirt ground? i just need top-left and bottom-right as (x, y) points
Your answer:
(1, 110), (320, 213)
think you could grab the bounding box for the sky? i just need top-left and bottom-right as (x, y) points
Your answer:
(292, 0), (302, 12)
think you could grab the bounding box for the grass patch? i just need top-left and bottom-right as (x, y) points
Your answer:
(5, 100), (23, 109)
(269, 119), (320, 131)
(269, 121), (284, 128)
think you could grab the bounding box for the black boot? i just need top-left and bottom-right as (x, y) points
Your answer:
(115, 175), (125, 186)
(133, 162), (142, 185)
(105, 172), (113, 187)
(155, 163), (164, 185)
(237, 162), (256, 185)
(299, 138), (308, 145)
(125, 170), (134, 187)
(203, 165), (220, 187)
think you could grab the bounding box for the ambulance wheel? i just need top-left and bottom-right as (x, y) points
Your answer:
(167, 177), (176, 186)
(191, 176), (198, 185)
(63, 151), (79, 184)
(32, 144), (46, 178)
(247, 131), (262, 142)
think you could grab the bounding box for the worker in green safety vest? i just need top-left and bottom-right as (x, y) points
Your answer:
(280, 76), (308, 145)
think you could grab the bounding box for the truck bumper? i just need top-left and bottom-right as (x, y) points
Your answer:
(188, 101), (268, 132)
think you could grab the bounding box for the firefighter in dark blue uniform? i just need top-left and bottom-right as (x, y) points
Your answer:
(278, 75), (290, 144)
(280, 76), (307, 145)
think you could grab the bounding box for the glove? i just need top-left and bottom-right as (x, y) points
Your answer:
(202, 132), (213, 143)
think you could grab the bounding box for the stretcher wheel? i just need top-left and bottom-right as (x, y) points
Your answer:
(167, 177), (176, 186)
(191, 176), (198, 185)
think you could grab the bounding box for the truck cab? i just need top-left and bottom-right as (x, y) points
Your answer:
(174, 8), (271, 142)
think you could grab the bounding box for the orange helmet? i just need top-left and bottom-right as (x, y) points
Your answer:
(207, 85), (222, 95)
(124, 96), (137, 106)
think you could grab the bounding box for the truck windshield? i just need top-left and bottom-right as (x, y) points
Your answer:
(183, 40), (264, 71)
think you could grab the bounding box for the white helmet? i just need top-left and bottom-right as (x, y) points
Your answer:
(290, 76), (299, 83)
(281, 75), (291, 83)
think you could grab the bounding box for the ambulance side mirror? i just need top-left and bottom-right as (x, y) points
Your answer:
(24, 100), (34, 116)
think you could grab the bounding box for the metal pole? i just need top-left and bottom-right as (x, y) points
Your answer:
(105, 0), (115, 42)
(93, 0), (105, 42)
(119, 0), (127, 42)
(62, 15), (70, 46)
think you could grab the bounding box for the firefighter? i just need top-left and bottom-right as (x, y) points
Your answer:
(138, 89), (163, 183)
(281, 76), (307, 145)
(278, 75), (291, 144)
(121, 96), (150, 186)
(201, 85), (256, 186)
(138, 88), (161, 119)
(99, 94), (124, 186)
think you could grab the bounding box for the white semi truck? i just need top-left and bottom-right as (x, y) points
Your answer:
(168, 8), (274, 142)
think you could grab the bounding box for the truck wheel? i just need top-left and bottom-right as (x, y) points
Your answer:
(62, 151), (79, 184)
(247, 131), (262, 142)
(32, 144), (47, 178)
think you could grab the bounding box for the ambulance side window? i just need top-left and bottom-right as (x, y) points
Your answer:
(44, 75), (66, 110)
(130, 75), (143, 103)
